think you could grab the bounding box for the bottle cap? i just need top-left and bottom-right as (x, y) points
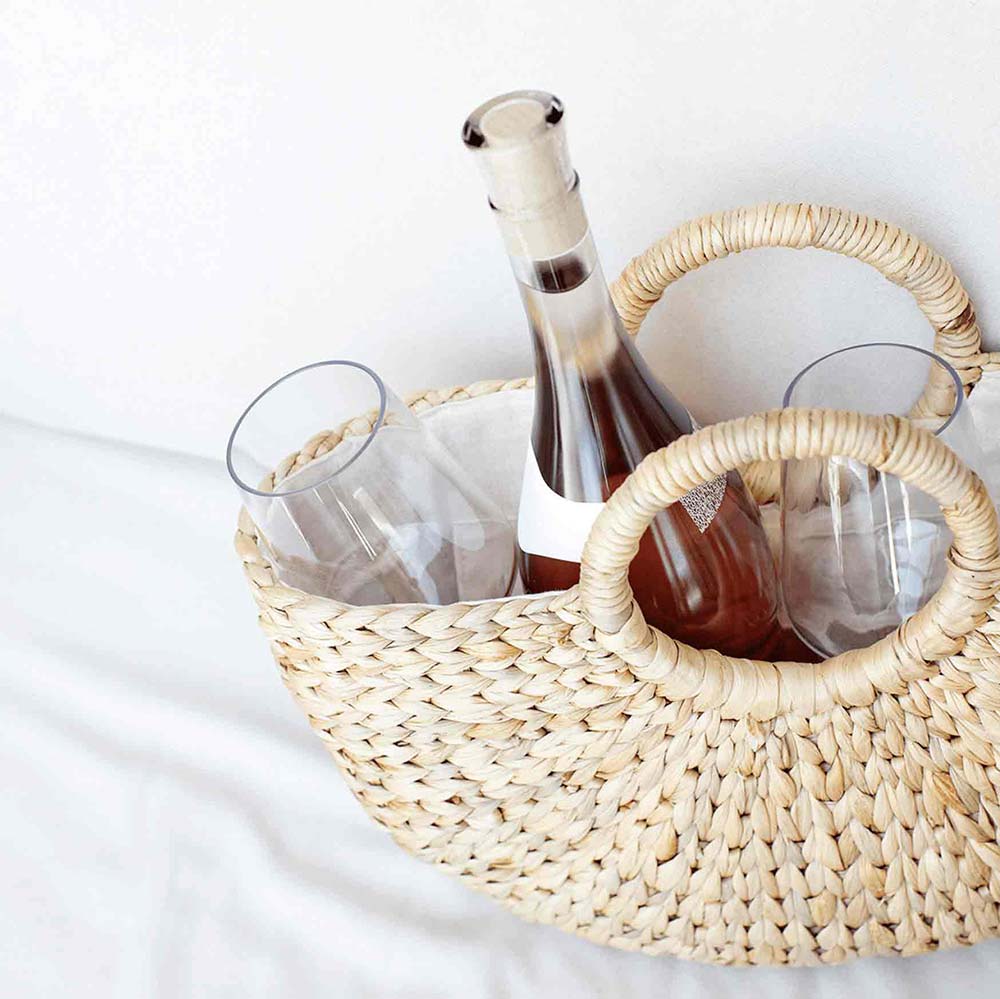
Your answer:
(462, 91), (574, 215)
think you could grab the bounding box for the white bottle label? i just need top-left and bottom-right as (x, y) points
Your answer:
(517, 445), (727, 561)
(517, 448), (604, 562)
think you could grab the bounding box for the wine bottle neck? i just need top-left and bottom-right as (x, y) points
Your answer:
(461, 91), (628, 370)
(514, 230), (626, 376)
(500, 179), (595, 289)
(490, 169), (591, 271)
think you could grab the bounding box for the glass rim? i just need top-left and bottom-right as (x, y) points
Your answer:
(226, 359), (388, 499)
(782, 341), (965, 437)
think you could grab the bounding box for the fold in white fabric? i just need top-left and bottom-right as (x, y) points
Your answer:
(4, 381), (1000, 996)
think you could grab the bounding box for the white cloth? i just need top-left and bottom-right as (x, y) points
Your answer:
(5, 378), (1000, 996)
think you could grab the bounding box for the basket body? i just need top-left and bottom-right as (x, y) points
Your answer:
(236, 204), (1000, 966)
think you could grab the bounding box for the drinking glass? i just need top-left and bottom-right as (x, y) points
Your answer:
(227, 360), (516, 605)
(781, 343), (985, 658)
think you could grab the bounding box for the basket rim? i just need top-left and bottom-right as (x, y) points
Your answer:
(236, 379), (1000, 722)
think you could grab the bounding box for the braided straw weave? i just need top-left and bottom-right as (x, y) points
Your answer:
(237, 204), (1000, 965)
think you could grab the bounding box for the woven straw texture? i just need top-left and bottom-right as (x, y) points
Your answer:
(237, 203), (1000, 965)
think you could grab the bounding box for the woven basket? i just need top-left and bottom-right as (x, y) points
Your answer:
(237, 203), (1000, 966)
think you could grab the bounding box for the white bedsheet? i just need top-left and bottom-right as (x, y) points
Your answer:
(5, 410), (1000, 998)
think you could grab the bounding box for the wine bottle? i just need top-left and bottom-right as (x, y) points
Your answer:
(462, 90), (813, 660)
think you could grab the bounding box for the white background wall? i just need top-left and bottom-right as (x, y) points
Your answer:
(3, 0), (998, 460)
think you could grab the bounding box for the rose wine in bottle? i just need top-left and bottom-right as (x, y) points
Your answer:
(463, 90), (813, 660)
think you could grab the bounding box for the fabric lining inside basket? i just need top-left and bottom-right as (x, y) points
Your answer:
(418, 373), (1000, 521)
(286, 374), (1000, 607)
(413, 388), (790, 579)
(417, 376), (1000, 606)
(420, 390), (534, 525)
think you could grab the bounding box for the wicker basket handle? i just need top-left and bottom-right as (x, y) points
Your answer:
(578, 407), (1000, 720)
(610, 203), (984, 407)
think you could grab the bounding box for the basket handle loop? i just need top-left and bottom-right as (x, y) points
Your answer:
(610, 203), (984, 414)
(578, 408), (1000, 720)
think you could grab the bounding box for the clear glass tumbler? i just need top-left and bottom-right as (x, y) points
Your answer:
(781, 343), (985, 658)
(227, 360), (516, 605)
